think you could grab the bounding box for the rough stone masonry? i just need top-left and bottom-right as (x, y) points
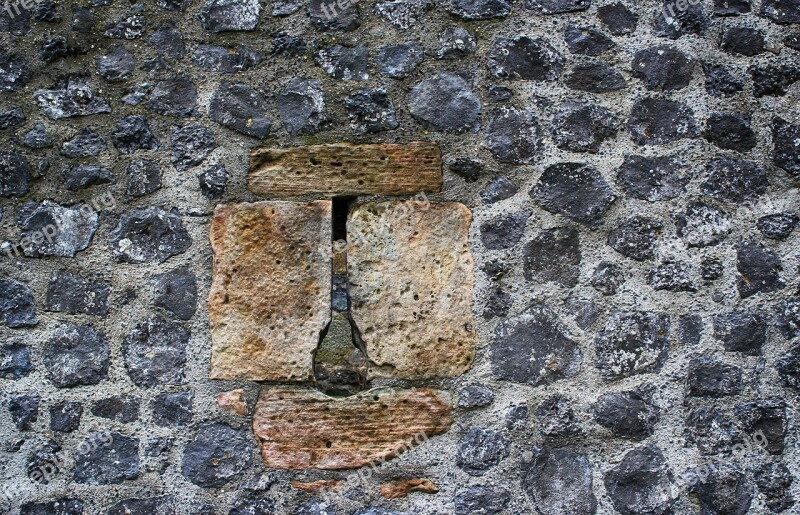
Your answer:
(0, 0), (799, 512)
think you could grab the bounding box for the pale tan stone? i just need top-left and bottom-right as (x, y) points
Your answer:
(208, 201), (332, 381)
(380, 478), (439, 499)
(290, 479), (344, 493)
(216, 389), (248, 415)
(347, 201), (477, 380)
(252, 387), (452, 470)
(248, 142), (442, 197)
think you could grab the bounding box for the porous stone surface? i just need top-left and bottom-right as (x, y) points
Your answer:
(1, 0), (799, 512)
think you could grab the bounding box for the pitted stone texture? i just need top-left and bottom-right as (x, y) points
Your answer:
(209, 201), (332, 381)
(18, 200), (99, 258)
(595, 311), (670, 382)
(249, 142), (442, 197)
(348, 201), (476, 380)
(522, 447), (597, 514)
(252, 387), (452, 469)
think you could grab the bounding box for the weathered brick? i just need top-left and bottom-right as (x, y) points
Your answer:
(348, 201), (477, 380)
(209, 201), (332, 381)
(248, 142), (442, 196)
(252, 387), (452, 469)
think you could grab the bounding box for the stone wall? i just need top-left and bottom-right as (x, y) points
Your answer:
(1, 0), (799, 512)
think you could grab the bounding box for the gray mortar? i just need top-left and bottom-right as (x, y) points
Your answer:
(1, 0), (799, 513)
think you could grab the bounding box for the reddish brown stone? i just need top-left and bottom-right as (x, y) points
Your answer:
(208, 201), (332, 381)
(291, 479), (344, 493)
(247, 142), (442, 197)
(348, 201), (477, 380)
(380, 478), (439, 499)
(216, 389), (248, 415)
(252, 387), (453, 470)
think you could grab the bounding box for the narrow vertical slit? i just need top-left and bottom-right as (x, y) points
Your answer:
(314, 197), (367, 397)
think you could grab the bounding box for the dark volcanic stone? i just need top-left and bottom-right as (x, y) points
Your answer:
(0, 279), (37, 327)
(714, 0), (751, 15)
(734, 399), (787, 454)
(277, 78), (327, 135)
(485, 107), (542, 164)
(454, 487), (510, 515)
(608, 216), (662, 261)
(530, 162), (616, 226)
(702, 62), (744, 97)
(34, 76), (110, 119)
(0, 150), (31, 197)
(0, 50), (29, 91)
(685, 408), (742, 454)
(523, 447), (596, 513)
(18, 201), (98, 257)
(123, 317), (188, 388)
(786, 32), (800, 50)
(648, 260), (695, 292)
(761, 0), (800, 24)
(484, 287), (512, 320)
(150, 23), (185, 59)
(754, 462), (794, 513)
(107, 496), (176, 515)
(145, 438), (173, 457)
(450, 158), (482, 182)
(687, 462), (752, 515)
(170, 126), (216, 171)
(772, 117), (800, 176)
(63, 163), (113, 191)
(594, 390), (659, 440)
(552, 102), (619, 153)
(376, 42), (424, 79)
(480, 212), (528, 250)
(492, 303), (581, 384)
(604, 446), (676, 515)
(777, 344), (800, 390)
(565, 61), (626, 92)
(654, 0), (710, 39)
(308, 0), (360, 31)
(209, 82), (271, 139)
(686, 357), (743, 397)
(182, 423), (253, 487)
(315, 45), (369, 80)
(701, 259), (724, 281)
(535, 394), (582, 438)
(450, 0), (510, 19)
(750, 65), (800, 97)
(197, 0), (261, 32)
(438, 26), (476, 59)
(713, 310), (768, 355)
(628, 97), (698, 145)
(95, 45), (135, 82)
(487, 36), (563, 81)
(91, 396), (139, 423)
(26, 441), (61, 484)
(758, 213), (798, 240)
(457, 384), (495, 409)
(595, 311), (670, 381)
(21, 123), (53, 149)
(598, 2), (638, 34)
(0, 344), (32, 379)
(229, 498), (276, 515)
(523, 227), (581, 287)
(50, 401), (82, 432)
(152, 268), (197, 321)
(156, 0), (192, 10)
(192, 45), (261, 74)
(149, 77), (197, 117)
(112, 115), (159, 154)
(152, 391), (193, 427)
(345, 88), (398, 133)
(45, 271), (110, 316)
(505, 405), (529, 430)
(631, 46), (694, 91)
(20, 498), (84, 515)
(591, 262), (626, 295)
(564, 27), (614, 55)
(775, 297), (800, 339)
(676, 201), (731, 248)
(617, 154), (690, 201)
(271, 32), (306, 57)
(110, 207), (191, 264)
(374, 0), (428, 29)
(44, 324), (110, 387)
(722, 27), (765, 56)
(456, 427), (510, 476)
(482, 177), (518, 203)
(72, 5), (94, 32)
(736, 242), (784, 298)
(9, 394), (39, 430)
(0, 108), (24, 130)
(409, 72), (481, 132)
(61, 129), (106, 157)
(525, 0), (591, 14)
(74, 432), (139, 485)
(703, 112), (756, 152)
(103, 15), (145, 39)
(487, 83), (512, 102)
(197, 165), (229, 199)
(701, 158), (767, 204)
(126, 159), (162, 197)
(38, 36), (86, 63)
